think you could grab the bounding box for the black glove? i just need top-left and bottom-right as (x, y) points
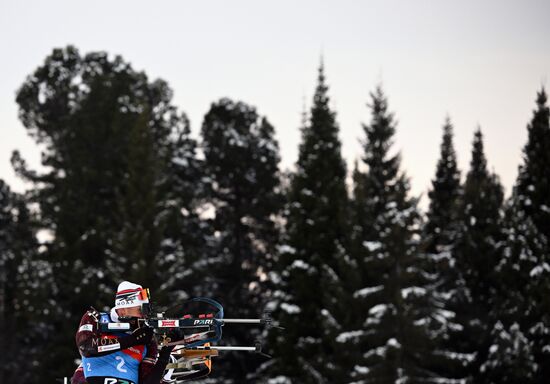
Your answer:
(119, 326), (154, 349)
(142, 345), (176, 384)
(158, 345), (175, 363)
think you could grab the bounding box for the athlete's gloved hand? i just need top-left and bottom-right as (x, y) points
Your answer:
(158, 345), (175, 364)
(143, 345), (177, 384)
(119, 326), (154, 349)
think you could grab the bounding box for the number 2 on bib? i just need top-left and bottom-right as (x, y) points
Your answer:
(115, 356), (127, 373)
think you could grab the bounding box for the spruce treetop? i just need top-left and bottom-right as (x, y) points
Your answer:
(425, 117), (462, 251)
(313, 59), (329, 107)
(468, 127), (488, 181)
(362, 86), (398, 169)
(536, 87), (548, 108)
(431, 117), (461, 194)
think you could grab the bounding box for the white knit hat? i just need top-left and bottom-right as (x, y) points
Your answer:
(114, 281), (149, 310)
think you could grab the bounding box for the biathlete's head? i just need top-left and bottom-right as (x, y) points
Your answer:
(113, 281), (150, 320)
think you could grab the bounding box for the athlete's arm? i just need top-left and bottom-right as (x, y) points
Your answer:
(76, 308), (153, 357)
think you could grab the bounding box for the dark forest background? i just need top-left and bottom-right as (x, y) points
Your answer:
(1, 46), (549, 384)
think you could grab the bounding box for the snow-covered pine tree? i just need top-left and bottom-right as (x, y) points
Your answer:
(348, 87), (442, 383)
(451, 128), (505, 382)
(347, 87), (450, 383)
(514, 89), (550, 383)
(484, 88), (550, 383)
(421, 118), (468, 380)
(199, 98), (283, 382)
(480, 201), (541, 383)
(514, 88), (550, 240)
(266, 62), (352, 383)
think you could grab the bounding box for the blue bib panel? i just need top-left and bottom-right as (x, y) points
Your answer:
(82, 313), (147, 383)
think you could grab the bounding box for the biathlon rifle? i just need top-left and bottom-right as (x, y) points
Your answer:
(99, 297), (281, 382)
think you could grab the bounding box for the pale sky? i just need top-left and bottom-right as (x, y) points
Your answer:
(1, 0), (549, 208)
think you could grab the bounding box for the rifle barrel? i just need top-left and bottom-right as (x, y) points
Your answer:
(197, 346), (257, 351)
(221, 318), (262, 324)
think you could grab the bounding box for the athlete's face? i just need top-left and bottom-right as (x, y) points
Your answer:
(117, 306), (143, 318)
